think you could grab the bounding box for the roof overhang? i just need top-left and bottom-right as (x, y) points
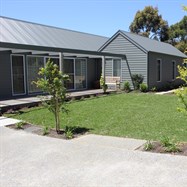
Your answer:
(0, 42), (126, 59)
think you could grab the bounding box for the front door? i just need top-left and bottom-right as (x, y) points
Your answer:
(11, 55), (25, 95)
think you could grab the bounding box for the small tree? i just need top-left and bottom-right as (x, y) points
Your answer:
(100, 75), (108, 93)
(35, 60), (69, 134)
(175, 59), (187, 115)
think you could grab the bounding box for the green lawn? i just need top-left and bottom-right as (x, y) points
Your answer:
(7, 93), (187, 141)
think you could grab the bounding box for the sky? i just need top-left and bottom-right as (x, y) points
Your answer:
(0, 0), (186, 37)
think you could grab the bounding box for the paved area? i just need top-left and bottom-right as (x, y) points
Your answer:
(1, 127), (187, 187)
(0, 116), (21, 127)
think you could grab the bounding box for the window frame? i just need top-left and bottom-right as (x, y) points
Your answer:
(157, 58), (162, 82)
(112, 58), (122, 78)
(172, 60), (176, 81)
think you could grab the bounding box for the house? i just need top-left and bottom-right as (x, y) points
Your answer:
(0, 17), (186, 100)
(0, 16), (125, 100)
(99, 30), (187, 90)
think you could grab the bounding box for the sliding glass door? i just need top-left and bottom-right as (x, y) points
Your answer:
(11, 55), (26, 95)
(75, 59), (86, 89)
(27, 56), (44, 94)
(64, 59), (75, 90)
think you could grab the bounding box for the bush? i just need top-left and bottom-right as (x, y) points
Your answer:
(144, 140), (153, 151)
(42, 126), (49, 136)
(150, 87), (157, 92)
(64, 126), (74, 139)
(123, 81), (131, 92)
(140, 83), (148, 92)
(15, 121), (26, 129)
(160, 136), (180, 153)
(131, 74), (144, 90)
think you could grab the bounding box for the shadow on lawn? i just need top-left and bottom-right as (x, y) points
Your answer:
(69, 126), (92, 135)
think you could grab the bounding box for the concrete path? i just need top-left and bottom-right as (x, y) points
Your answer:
(1, 127), (187, 187)
(0, 116), (21, 127)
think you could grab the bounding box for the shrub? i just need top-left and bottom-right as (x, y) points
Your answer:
(15, 121), (26, 129)
(131, 74), (144, 90)
(140, 83), (148, 92)
(160, 136), (180, 153)
(64, 126), (74, 139)
(144, 140), (153, 151)
(100, 75), (108, 93)
(150, 87), (157, 92)
(123, 81), (131, 92)
(42, 126), (49, 136)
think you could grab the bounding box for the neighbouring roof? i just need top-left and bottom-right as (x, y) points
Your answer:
(0, 16), (109, 51)
(99, 30), (187, 58)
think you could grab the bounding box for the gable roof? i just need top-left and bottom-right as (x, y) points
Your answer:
(0, 16), (109, 52)
(99, 30), (187, 58)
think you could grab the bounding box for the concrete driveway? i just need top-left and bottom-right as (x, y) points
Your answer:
(1, 127), (187, 187)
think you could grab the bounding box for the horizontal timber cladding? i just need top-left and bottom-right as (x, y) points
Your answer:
(101, 34), (148, 88)
(148, 52), (184, 89)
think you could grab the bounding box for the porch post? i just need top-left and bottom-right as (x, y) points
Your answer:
(59, 52), (64, 72)
(102, 56), (106, 81)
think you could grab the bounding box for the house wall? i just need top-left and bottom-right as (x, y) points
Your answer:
(148, 52), (184, 89)
(101, 34), (148, 88)
(0, 51), (12, 100)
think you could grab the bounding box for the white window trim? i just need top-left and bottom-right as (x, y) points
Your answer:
(112, 58), (122, 79)
(172, 60), (176, 81)
(157, 58), (162, 82)
(11, 54), (26, 96)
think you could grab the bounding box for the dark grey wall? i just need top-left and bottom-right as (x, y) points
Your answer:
(148, 52), (184, 89)
(101, 33), (148, 88)
(0, 51), (12, 100)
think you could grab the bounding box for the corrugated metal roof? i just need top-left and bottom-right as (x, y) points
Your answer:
(120, 30), (186, 58)
(0, 16), (109, 51)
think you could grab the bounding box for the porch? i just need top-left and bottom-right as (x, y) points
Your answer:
(0, 89), (116, 114)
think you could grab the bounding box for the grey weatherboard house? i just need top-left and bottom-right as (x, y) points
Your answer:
(99, 30), (187, 90)
(0, 17), (186, 100)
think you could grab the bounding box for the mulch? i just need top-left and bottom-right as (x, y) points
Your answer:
(138, 141), (187, 156)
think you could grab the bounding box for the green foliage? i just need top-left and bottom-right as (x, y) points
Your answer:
(160, 136), (180, 153)
(15, 121), (25, 129)
(169, 16), (187, 53)
(34, 59), (69, 134)
(175, 63), (187, 115)
(183, 6), (187, 11)
(131, 74), (144, 90)
(140, 83), (148, 92)
(144, 140), (153, 151)
(42, 126), (49, 136)
(64, 126), (74, 139)
(150, 87), (157, 92)
(123, 81), (131, 92)
(8, 94), (187, 142)
(100, 75), (108, 93)
(130, 6), (169, 41)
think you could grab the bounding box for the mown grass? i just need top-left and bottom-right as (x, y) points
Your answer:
(6, 93), (187, 141)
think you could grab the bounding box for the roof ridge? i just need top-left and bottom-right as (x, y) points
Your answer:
(0, 16), (109, 39)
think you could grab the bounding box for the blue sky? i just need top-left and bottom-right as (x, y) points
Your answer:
(0, 0), (186, 37)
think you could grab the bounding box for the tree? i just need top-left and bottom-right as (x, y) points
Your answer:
(175, 6), (187, 115)
(169, 16), (187, 53)
(129, 6), (169, 41)
(35, 60), (69, 134)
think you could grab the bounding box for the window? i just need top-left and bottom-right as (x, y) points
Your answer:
(11, 55), (26, 95)
(157, 59), (162, 82)
(172, 61), (176, 80)
(27, 56), (44, 94)
(113, 59), (121, 77)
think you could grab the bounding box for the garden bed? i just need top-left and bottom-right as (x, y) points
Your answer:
(6, 123), (90, 140)
(138, 141), (187, 156)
